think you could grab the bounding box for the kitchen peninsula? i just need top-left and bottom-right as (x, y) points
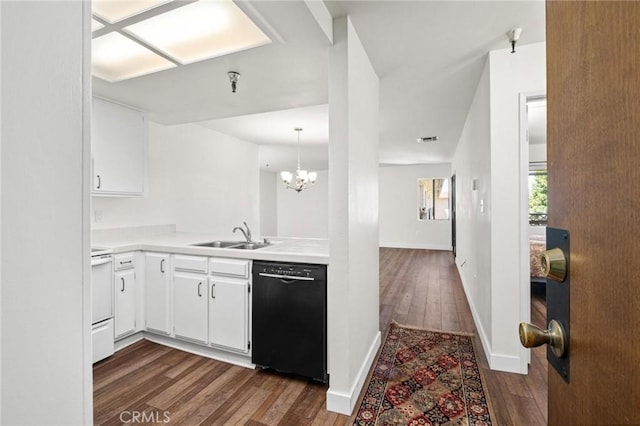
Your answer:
(92, 225), (329, 381)
(93, 228), (329, 264)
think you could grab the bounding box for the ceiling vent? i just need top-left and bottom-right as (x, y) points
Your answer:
(417, 136), (439, 143)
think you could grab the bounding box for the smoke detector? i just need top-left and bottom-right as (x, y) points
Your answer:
(416, 136), (439, 143)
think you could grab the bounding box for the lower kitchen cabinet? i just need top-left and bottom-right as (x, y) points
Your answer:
(173, 272), (208, 344)
(145, 253), (171, 334)
(209, 277), (249, 352)
(114, 268), (136, 338)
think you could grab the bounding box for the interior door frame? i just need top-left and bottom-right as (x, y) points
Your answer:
(451, 173), (456, 257)
(518, 91), (546, 370)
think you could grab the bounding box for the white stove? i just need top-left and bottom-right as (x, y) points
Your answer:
(91, 246), (114, 363)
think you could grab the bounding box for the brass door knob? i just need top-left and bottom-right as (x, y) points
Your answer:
(541, 248), (567, 282)
(519, 320), (567, 358)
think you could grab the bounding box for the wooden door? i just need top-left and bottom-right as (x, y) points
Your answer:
(546, 1), (640, 423)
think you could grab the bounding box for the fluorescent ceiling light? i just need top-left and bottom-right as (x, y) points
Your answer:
(124, 0), (271, 65)
(93, 0), (173, 24)
(92, 19), (105, 32)
(92, 32), (176, 82)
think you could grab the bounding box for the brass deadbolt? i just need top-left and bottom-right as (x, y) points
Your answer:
(540, 247), (567, 282)
(519, 320), (567, 358)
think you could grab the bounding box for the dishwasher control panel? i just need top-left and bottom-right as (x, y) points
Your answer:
(253, 261), (326, 280)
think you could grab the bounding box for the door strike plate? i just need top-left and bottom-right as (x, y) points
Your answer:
(546, 227), (570, 383)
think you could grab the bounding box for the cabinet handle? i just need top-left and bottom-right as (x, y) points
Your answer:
(120, 260), (132, 265)
(120, 277), (125, 292)
(211, 283), (216, 299)
(160, 258), (165, 273)
(197, 282), (202, 297)
(96, 174), (101, 189)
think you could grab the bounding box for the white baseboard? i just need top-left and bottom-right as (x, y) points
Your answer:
(114, 331), (253, 369)
(144, 332), (254, 369)
(489, 352), (524, 373)
(380, 242), (452, 251)
(326, 331), (381, 415)
(456, 261), (524, 374)
(114, 331), (144, 352)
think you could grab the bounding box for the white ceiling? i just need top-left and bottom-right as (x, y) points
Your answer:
(93, 1), (546, 172)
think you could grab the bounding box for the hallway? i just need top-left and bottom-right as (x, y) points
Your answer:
(376, 248), (547, 425)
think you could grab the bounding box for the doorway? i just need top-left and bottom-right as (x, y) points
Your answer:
(451, 173), (456, 257)
(518, 92), (547, 367)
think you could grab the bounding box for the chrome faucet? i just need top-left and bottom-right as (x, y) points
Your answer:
(233, 221), (252, 243)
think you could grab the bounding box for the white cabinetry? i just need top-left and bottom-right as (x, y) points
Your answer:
(92, 97), (146, 196)
(209, 258), (250, 353)
(209, 277), (248, 352)
(173, 255), (208, 344)
(173, 272), (208, 344)
(114, 254), (136, 338)
(145, 253), (171, 334)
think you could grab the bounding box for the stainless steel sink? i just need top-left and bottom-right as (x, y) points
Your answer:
(230, 242), (270, 250)
(191, 241), (270, 250)
(192, 241), (243, 248)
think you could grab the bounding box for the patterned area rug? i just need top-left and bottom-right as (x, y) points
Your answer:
(354, 322), (493, 425)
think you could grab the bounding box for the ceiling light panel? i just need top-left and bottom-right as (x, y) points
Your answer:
(91, 18), (105, 32)
(124, 0), (271, 65)
(92, 32), (176, 82)
(92, 0), (173, 24)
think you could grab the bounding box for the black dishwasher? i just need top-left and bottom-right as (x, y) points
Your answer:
(252, 261), (327, 383)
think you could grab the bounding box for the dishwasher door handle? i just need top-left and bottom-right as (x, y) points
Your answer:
(258, 273), (315, 281)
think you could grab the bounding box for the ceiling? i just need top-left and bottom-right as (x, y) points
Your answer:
(93, 1), (546, 172)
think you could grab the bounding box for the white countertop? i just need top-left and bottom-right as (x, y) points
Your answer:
(93, 232), (329, 264)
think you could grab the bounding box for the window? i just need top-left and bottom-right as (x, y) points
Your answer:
(418, 178), (449, 220)
(529, 162), (547, 226)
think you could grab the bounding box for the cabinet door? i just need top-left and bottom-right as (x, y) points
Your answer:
(209, 278), (248, 352)
(92, 97), (146, 195)
(145, 253), (170, 334)
(173, 273), (208, 344)
(114, 269), (136, 338)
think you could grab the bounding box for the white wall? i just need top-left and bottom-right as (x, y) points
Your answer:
(260, 171), (277, 236)
(452, 56), (493, 355)
(1, 1), (92, 423)
(277, 170), (328, 238)
(453, 42), (546, 373)
(529, 143), (547, 163)
(327, 17), (380, 414)
(93, 122), (261, 238)
(489, 42), (546, 371)
(379, 164), (452, 250)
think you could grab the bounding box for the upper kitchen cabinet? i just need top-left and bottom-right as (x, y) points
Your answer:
(92, 97), (147, 196)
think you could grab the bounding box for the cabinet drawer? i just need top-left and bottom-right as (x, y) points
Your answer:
(210, 258), (249, 278)
(174, 255), (208, 273)
(114, 253), (135, 270)
(92, 318), (114, 363)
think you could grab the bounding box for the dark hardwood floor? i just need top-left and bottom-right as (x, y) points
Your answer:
(94, 248), (547, 425)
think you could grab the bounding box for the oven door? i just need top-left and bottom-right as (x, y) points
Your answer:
(91, 255), (113, 324)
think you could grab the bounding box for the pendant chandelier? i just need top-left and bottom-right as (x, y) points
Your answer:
(280, 127), (317, 192)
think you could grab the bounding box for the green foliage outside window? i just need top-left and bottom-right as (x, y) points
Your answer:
(529, 173), (547, 213)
